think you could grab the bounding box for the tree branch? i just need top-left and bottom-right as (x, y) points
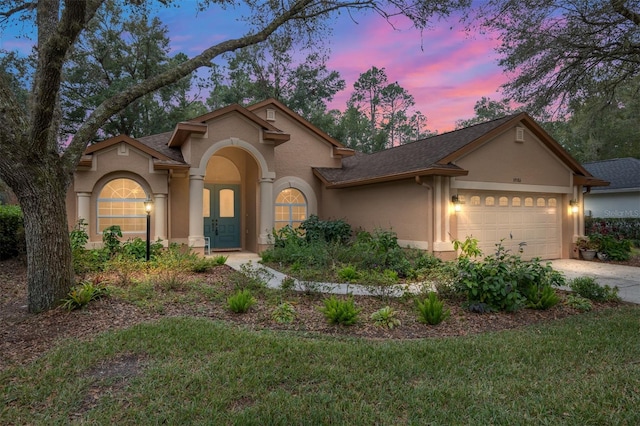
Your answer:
(611, 0), (640, 26)
(63, 0), (320, 171)
(0, 1), (37, 24)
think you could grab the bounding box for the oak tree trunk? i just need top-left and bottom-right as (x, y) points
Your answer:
(12, 160), (74, 313)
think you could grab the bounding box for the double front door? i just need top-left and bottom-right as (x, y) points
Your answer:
(203, 184), (241, 249)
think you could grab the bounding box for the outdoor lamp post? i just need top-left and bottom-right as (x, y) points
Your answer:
(144, 198), (153, 261)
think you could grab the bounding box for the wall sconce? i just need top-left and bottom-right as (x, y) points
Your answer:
(452, 195), (463, 212)
(569, 199), (579, 214)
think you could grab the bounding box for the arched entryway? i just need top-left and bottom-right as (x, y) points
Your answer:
(188, 138), (276, 253)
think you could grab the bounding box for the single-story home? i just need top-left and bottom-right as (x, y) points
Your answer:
(582, 158), (640, 218)
(66, 98), (608, 260)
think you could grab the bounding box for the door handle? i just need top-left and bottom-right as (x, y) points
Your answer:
(213, 219), (218, 235)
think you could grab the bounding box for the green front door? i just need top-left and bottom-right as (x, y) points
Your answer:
(204, 184), (241, 249)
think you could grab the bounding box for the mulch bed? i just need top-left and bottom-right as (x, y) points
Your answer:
(1, 256), (635, 371)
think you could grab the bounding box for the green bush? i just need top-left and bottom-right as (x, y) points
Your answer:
(589, 233), (632, 261)
(523, 284), (560, 310)
(370, 306), (401, 329)
(569, 276), (619, 302)
(565, 294), (593, 312)
(61, 280), (109, 311)
(455, 242), (565, 312)
(121, 237), (163, 260)
(319, 295), (361, 325)
(102, 225), (122, 256)
(455, 245), (525, 312)
(271, 302), (296, 324)
(227, 289), (256, 313)
(337, 265), (359, 282)
(0, 204), (24, 259)
(415, 292), (450, 325)
(300, 215), (352, 244)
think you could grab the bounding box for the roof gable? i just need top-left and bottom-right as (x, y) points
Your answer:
(168, 103), (290, 148)
(81, 134), (188, 170)
(248, 98), (354, 157)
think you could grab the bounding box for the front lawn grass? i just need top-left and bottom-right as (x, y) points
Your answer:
(2, 307), (639, 424)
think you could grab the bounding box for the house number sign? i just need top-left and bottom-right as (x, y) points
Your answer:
(513, 177), (522, 183)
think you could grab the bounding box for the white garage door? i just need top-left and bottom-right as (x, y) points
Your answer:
(457, 191), (561, 260)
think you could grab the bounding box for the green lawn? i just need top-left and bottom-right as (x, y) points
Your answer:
(2, 307), (639, 424)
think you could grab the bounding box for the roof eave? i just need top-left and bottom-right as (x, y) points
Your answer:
(168, 122), (208, 148)
(318, 167), (468, 189)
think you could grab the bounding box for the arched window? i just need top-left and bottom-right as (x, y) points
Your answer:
(275, 188), (307, 231)
(97, 178), (148, 233)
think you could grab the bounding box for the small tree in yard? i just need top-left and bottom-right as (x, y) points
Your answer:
(0, 0), (468, 312)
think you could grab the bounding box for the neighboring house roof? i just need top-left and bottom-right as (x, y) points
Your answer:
(583, 158), (640, 192)
(314, 113), (606, 189)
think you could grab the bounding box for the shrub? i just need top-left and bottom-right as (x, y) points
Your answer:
(455, 244), (525, 312)
(415, 292), (450, 325)
(337, 265), (359, 282)
(121, 237), (163, 260)
(61, 280), (109, 311)
(586, 217), (640, 242)
(370, 306), (401, 329)
(524, 284), (560, 310)
(565, 294), (593, 312)
(0, 204), (24, 259)
(589, 233), (632, 261)
(272, 302), (296, 324)
(319, 295), (361, 325)
(569, 276), (619, 302)
(102, 225), (122, 256)
(300, 215), (352, 244)
(227, 289), (256, 313)
(453, 236), (483, 258)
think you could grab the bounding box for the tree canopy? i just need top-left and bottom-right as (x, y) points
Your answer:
(471, 0), (640, 117)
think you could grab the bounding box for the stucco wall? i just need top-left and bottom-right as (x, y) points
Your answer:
(253, 105), (342, 212)
(455, 126), (571, 189)
(321, 179), (431, 247)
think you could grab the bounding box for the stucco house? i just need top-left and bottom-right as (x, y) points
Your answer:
(582, 158), (640, 219)
(66, 98), (607, 260)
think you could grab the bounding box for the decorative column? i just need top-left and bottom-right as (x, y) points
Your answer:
(153, 193), (167, 243)
(258, 177), (274, 245)
(76, 192), (91, 226)
(188, 174), (205, 248)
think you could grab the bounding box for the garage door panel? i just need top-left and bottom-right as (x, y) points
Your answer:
(457, 191), (562, 260)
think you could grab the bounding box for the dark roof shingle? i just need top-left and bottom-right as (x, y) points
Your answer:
(314, 114), (518, 187)
(583, 158), (640, 191)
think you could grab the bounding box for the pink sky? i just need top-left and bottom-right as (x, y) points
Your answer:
(0, 4), (508, 133)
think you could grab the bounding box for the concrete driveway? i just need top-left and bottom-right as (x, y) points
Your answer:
(550, 259), (640, 304)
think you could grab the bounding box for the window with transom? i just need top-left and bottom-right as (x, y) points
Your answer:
(275, 188), (307, 230)
(97, 178), (148, 233)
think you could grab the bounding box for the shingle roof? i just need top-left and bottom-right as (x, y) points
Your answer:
(583, 158), (640, 191)
(137, 132), (185, 163)
(314, 114), (518, 187)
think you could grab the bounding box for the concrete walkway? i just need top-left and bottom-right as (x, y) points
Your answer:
(222, 252), (640, 304)
(550, 259), (640, 304)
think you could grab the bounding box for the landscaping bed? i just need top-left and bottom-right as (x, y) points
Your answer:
(0, 256), (628, 370)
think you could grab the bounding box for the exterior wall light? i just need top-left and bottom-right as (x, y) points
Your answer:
(569, 199), (579, 214)
(452, 195), (463, 212)
(144, 198), (153, 261)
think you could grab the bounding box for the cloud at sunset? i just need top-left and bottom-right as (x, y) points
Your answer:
(0, 4), (510, 133)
